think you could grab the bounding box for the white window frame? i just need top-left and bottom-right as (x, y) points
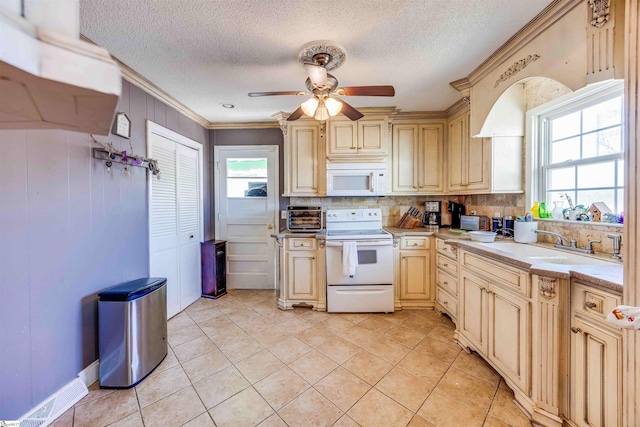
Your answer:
(525, 80), (624, 214)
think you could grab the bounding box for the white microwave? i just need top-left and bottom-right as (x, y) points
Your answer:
(326, 163), (387, 197)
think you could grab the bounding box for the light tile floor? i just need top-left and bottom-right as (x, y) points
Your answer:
(54, 290), (532, 427)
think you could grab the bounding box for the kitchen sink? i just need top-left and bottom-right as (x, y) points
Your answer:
(477, 242), (614, 265)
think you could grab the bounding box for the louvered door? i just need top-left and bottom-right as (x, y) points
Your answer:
(149, 125), (202, 318)
(176, 144), (200, 309)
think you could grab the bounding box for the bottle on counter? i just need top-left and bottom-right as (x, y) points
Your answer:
(530, 201), (540, 218)
(538, 202), (550, 218)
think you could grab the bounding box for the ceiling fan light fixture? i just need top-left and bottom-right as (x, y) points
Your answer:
(301, 97), (319, 117)
(304, 64), (328, 88)
(314, 103), (329, 121)
(324, 97), (343, 116)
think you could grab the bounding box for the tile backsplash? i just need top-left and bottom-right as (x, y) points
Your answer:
(290, 194), (623, 257)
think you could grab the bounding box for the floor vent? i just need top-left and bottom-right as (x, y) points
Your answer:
(18, 378), (88, 427)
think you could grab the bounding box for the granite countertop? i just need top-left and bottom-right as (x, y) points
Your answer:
(445, 239), (623, 294)
(384, 226), (435, 237)
(270, 230), (325, 239)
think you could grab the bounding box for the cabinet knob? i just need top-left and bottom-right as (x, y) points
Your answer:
(190, 234), (194, 239)
(485, 288), (491, 294)
(268, 224), (274, 230)
(570, 327), (581, 334)
(443, 281), (448, 285)
(443, 301), (448, 305)
(443, 263), (448, 267)
(413, 243), (418, 246)
(585, 302), (597, 309)
(480, 287), (485, 292)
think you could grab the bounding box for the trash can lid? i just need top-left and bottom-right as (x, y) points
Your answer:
(98, 277), (167, 301)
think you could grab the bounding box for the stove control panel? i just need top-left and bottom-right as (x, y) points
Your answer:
(326, 208), (381, 223)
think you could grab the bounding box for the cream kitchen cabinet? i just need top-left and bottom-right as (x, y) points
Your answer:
(434, 238), (458, 321)
(398, 235), (434, 308)
(458, 250), (531, 393)
(277, 237), (326, 311)
(447, 109), (522, 194)
(390, 122), (445, 194)
(283, 122), (325, 196)
(327, 117), (388, 160)
(570, 281), (622, 427)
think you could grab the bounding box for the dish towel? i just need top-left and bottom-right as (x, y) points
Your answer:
(342, 242), (358, 277)
(607, 305), (640, 330)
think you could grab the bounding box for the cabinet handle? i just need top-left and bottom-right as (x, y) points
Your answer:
(443, 301), (448, 305)
(480, 287), (485, 292)
(312, 257), (315, 259)
(570, 327), (581, 334)
(350, 146), (356, 149)
(585, 302), (597, 309)
(402, 256), (407, 259)
(485, 288), (491, 294)
(190, 234), (194, 239)
(412, 243), (418, 246)
(443, 281), (448, 285)
(443, 263), (448, 267)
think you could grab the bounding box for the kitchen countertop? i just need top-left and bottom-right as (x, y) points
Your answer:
(270, 230), (325, 239)
(384, 226), (435, 237)
(445, 239), (623, 294)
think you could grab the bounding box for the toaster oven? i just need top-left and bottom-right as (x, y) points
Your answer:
(460, 215), (490, 231)
(286, 206), (323, 233)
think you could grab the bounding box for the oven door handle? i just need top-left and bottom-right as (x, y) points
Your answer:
(325, 240), (393, 247)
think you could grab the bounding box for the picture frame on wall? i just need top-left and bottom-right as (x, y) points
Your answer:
(112, 112), (131, 139)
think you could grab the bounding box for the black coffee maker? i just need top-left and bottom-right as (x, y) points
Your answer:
(448, 201), (466, 229)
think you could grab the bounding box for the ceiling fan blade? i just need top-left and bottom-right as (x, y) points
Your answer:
(304, 64), (328, 88)
(336, 86), (395, 97)
(248, 91), (307, 97)
(338, 100), (365, 121)
(287, 106), (305, 121)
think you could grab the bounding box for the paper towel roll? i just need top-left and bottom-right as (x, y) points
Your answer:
(514, 221), (538, 243)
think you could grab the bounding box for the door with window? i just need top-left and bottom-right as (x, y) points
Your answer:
(214, 146), (278, 289)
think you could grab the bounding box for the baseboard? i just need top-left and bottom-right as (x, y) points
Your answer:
(78, 359), (100, 387)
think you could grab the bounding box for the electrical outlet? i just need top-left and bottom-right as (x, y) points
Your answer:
(281, 210), (287, 219)
(470, 210), (476, 215)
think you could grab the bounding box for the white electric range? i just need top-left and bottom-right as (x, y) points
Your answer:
(325, 208), (394, 313)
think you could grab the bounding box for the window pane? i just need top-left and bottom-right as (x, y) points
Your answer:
(547, 167), (575, 190)
(577, 162), (615, 188)
(617, 160), (624, 187)
(582, 127), (622, 158)
(583, 96), (622, 133)
(550, 111), (581, 141)
(550, 136), (580, 163)
(227, 158), (267, 178)
(227, 178), (267, 197)
(617, 189), (624, 214)
(576, 189), (615, 210)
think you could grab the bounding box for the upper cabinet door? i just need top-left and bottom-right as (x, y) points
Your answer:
(327, 117), (389, 161)
(391, 124), (419, 193)
(357, 118), (388, 156)
(419, 124), (445, 193)
(286, 123), (323, 196)
(447, 112), (467, 192)
(327, 120), (357, 155)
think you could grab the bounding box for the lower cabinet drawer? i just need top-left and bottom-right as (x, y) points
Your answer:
(401, 236), (431, 250)
(436, 253), (457, 277)
(571, 281), (622, 322)
(436, 239), (457, 260)
(288, 238), (318, 251)
(436, 268), (457, 296)
(436, 286), (457, 318)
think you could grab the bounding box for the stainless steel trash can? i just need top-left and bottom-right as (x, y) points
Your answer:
(98, 277), (167, 388)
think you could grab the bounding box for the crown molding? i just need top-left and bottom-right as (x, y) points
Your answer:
(445, 99), (470, 117)
(392, 111), (449, 121)
(209, 121), (281, 129)
(450, 0), (583, 88)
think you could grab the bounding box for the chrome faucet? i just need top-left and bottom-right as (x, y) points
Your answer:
(534, 230), (599, 254)
(607, 234), (622, 259)
(534, 230), (574, 247)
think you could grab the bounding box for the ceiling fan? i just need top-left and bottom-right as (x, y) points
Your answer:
(248, 41), (395, 122)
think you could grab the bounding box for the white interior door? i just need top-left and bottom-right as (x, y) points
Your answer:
(148, 122), (203, 318)
(214, 146), (278, 289)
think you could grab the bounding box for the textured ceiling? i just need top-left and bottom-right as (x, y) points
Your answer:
(79, 0), (554, 123)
